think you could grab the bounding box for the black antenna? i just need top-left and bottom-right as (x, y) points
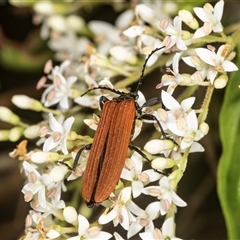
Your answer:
(135, 47), (164, 93)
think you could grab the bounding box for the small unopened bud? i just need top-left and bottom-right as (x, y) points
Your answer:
(66, 15), (86, 33)
(199, 122), (209, 135)
(24, 125), (40, 139)
(203, 3), (214, 13)
(152, 157), (176, 170)
(48, 15), (67, 33)
(0, 130), (10, 141)
(179, 10), (199, 29)
(144, 139), (174, 154)
(9, 127), (24, 142)
(63, 206), (78, 224)
(135, 4), (155, 24)
(181, 30), (191, 40)
(214, 74), (228, 89)
(0, 107), (20, 125)
(31, 151), (60, 163)
(49, 165), (68, 182)
(12, 95), (43, 111)
(109, 46), (138, 65)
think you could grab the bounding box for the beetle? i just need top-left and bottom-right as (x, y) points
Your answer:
(71, 47), (176, 207)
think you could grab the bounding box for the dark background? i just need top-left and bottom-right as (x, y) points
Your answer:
(0, 1), (239, 239)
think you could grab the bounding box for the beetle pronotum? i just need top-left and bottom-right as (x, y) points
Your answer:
(72, 47), (175, 207)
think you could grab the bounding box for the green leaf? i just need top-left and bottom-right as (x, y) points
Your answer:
(218, 50), (240, 239)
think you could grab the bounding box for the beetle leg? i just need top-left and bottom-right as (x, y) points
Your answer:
(58, 144), (92, 171)
(141, 114), (179, 146)
(129, 145), (166, 175)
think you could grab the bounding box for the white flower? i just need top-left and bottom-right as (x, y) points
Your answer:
(195, 44), (238, 84)
(168, 110), (204, 150)
(193, 0), (224, 38)
(160, 90), (195, 131)
(98, 187), (134, 230)
(139, 217), (182, 240)
(41, 60), (77, 109)
(120, 151), (161, 198)
(127, 201), (160, 238)
(22, 161), (52, 208)
(67, 214), (112, 240)
(88, 20), (122, 55)
(142, 176), (186, 215)
(159, 16), (188, 51)
(161, 53), (185, 94)
(43, 113), (74, 155)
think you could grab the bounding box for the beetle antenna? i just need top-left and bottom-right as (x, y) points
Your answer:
(135, 47), (164, 93)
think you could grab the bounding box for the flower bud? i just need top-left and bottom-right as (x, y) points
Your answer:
(24, 124), (40, 139)
(49, 165), (68, 182)
(63, 206), (78, 224)
(12, 95), (43, 111)
(144, 139), (174, 154)
(151, 157), (176, 170)
(179, 10), (199, 29)
(9, 126), (24, 142)
(214, 74), (228, 89)
(135, 4), (155, 24)
(199, 122), (209, 135)
(109, 46), (138, 65)
(31, 151), (60, 163)
(0, 107), (20, 125)
(0, 130), (10, 141)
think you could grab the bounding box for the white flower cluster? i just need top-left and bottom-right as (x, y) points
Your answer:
(1, 0), (239, 239)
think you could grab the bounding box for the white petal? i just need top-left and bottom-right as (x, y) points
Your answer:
(193, 7), (208, 22)
(171, 190), (187, 207)
(119, 187), (132, 203)
(48, 113), (63, 133)
(131, 151), (143, 172)
(222, 60), (238, 72)
(92, 231), (112, 240)
(123, 26), (143, 38)
(120, 168), (133, 181)
(99, 207), (117, 224)
(145, 201), (160, 219)
(195, 48), (215, 66)
(214, 0), (224, 22)
(132, 180), (143, 198)
(127, 219), (143, 239)
(120, 207), (130, 230)
(181, 97), (195, 112)
(193, 27), (207, 38)
(189, 141), (205, 152)
(162, 217), (174, 237)
(43, 137), (59, 152)
(186, 110), (198, 131)
(144, 169), (161, 182)
(78, 214), (89, 236)
(63, 116), (74, 133)
(162, 90), (180, 110)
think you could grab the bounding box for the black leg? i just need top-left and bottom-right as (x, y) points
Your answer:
(58, 144), (92, 171)
(141, 113), (179, 146)
(129, 144), (166, 175)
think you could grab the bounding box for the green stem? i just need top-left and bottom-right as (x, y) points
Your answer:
(198, 85), (214, 124)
